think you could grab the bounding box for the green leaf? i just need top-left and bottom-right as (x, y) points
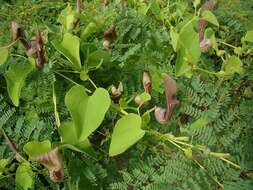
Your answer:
(150, 0), (161, 19)
(244, 30), (253, 43)
(59, 121), (78, 144)
(141, 107), (154, 128)
(184, 148), (193, 160)
(137, 2), (150, 15)
(202, 10), (219, 27)
(80, 69), (89, 81)
(0, 47), (9, 65)
(137, 92), (151, 105)
(150, 71), (164, 93)
(65, 85), (88, 139)
(109, 114), (145, 156)
(23, 140), (51, 158)
(58, 4), (75, 31)
(81, 22), (97, 40)
(87, 50), (110, 70)
(193, 0), (200, 9)
(175, 48), (193, 77)
(58, 122), (94, 154)
(178, 18), (201, 64)
(16, 162), (33, 190)
(65, 85), (111, 141)
(4, 61), (34, 106)
(234, 47), (243, 56)
(191, 118), (209, 130)
(0, 159), (8, 176)
(52, 33), (81, 70)
(170, 28), (179, 51)
(224, 56), (243, 76)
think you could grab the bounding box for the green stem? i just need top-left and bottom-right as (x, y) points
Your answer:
(195, 67), (220, 76)
(88, 78), (97, 89)
(173, 139), (193, 148)
(168, 140), (184, 150)
(54, 71), (79, 85)
(10, 53), (27, 59)
(148, 129), (241, 170)
(121, 109), (128, 115)
(218, 40), (237, 49)
(54, 71), (92, 93)
(194, 160), (224, 189)
(212, 154), (241, 169)
(1, 39), (19, 49)
(55, 70), (80, 73)
(52, 82), (61, 128)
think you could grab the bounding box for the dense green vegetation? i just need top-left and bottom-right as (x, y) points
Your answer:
(0, 0), (253, 189)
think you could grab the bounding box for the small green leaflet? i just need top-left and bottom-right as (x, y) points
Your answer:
(81, 22), (97, 40)
(0, 159), (8, 176)
(137, 2), (150, 15)
(87, 50), (110, 70)
(4, 60), (34, 106)
(183, 148), (193, 160)
(52, 33), (81, 70)
(109, 114), (145, 156)
(190, 118), (209, 130)
(23, 140), (51, 158)
(150, 71), (164, 93)
(244, 30), (253, 43)
(224, 55), (243, 76)
(202, 11), (219, 27)
(0, 47), (8, 65)
(193, 0), (200, 9)
(65, 85), (111, 141)
(150, 0), (161, 19)
(137, 92), (151, 105)
(15, 162), (34, 190)
(170, 27), (179, 51)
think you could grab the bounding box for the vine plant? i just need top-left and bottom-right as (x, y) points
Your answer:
(0, 0), (252, 189)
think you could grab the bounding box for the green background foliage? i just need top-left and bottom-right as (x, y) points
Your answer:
(0, 0), (253, 189)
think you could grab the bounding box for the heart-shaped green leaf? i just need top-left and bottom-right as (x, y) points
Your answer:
(65, 85), (111, 141)
(52, 33), (81, 70)
(109, 114), (145, 156)
(23, 140), (51, 158)
(0, 47), (9, 65)
(4, 61), (34, 106)
(16, 162), (33, 190)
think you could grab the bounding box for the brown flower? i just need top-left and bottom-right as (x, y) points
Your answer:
(154, 74), (179, 124)
(103, 25), (117, 51)
(198, 0), (216, 52)
(33, 148), (64, 182)
(143, 71), (152, 93)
